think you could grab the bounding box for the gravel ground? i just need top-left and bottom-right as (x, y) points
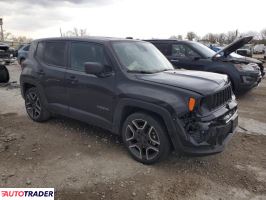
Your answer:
(0, 63), (266, 200)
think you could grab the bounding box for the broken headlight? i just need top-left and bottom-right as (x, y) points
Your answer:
(234, 63), (258, 71)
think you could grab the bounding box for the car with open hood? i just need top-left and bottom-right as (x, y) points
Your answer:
(210, 45), (265, 77)
(146, 36), (262, 94)
(20, 37), (238, 164)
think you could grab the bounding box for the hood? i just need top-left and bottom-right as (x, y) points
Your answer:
(240, 56), (262, 64)
(136, 70), (228, 95)
(213, 36), (253, 58)
(230, 56), (262, 64)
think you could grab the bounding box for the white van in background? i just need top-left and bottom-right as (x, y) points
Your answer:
(254, 44), (265, 54)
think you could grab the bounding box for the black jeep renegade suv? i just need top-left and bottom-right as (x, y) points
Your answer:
(20, 37), (238, 164)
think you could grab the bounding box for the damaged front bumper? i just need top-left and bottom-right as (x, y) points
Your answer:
(176, 100), (238, 155)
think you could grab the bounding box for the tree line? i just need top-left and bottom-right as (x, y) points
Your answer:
(2, 27), (266, 45)
(170, 28), (266, 45)
(1, 30), (32, 43)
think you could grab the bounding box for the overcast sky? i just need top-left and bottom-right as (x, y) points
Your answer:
(0, 0), (265, 39)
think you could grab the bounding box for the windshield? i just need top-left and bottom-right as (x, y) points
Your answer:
(190, 42), (218, 58)
(112, 41), (173, 73)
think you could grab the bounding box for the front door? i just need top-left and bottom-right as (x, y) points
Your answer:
(66, 41), (115, 130)
(169, 43), (205, 70)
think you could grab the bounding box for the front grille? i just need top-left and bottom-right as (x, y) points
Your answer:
(203, 84), (232, 110)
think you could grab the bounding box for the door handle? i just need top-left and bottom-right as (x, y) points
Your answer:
(66, 76), (78, 84)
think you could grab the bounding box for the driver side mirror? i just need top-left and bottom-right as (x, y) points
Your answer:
(84, 62), (105, 76)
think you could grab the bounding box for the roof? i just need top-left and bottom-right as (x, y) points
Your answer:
(33, 36), (141, 43)
(144, 39), (195, 44)
(145, 39), (181, 42)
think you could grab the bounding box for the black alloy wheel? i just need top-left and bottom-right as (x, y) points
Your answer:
(25, 87), (50, 122)
(122, 112), (170, 164)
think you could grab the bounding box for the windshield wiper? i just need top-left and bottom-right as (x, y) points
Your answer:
(127, 69), (173, 74)
(127, 70), (154, 74)
(152, 69), (173, 73)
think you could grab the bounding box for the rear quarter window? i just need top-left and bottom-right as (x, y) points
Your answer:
(35, 42), (45, 61)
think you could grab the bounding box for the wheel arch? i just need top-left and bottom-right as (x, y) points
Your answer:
(22, 82), (35, 96)
(21, 78), (38, 98)
(20, 78), (48, 107)
(113, 98), (183, 150)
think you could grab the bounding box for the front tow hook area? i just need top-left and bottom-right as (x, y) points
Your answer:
(182, 111), (238, 148)
(208, 114), (238, 147)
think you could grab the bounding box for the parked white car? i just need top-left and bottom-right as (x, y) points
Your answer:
(253, 44), (265, 54)
(236, 44), (253, 57)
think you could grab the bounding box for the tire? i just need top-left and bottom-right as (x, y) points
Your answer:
(122, 112), (171, 164)
(0, 65), (9, 83)
(25, 87), (50, 122)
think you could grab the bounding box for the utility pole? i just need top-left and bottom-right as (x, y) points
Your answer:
(0, 18), (3, 41)
(60, 28), (63, 37)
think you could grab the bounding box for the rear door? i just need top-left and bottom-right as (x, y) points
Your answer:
(35, 40), (68, 114)
(66, 41), (115, 130)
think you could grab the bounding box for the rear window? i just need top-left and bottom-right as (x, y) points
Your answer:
(43, 41), (66, 67)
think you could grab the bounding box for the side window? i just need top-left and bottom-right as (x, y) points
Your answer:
(172, 44), (199, 58)
(43, 41), (66, 67)
(35, 42), (45, 61)
(70, 42), (109, 72)
(154, 43), (171, 56)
